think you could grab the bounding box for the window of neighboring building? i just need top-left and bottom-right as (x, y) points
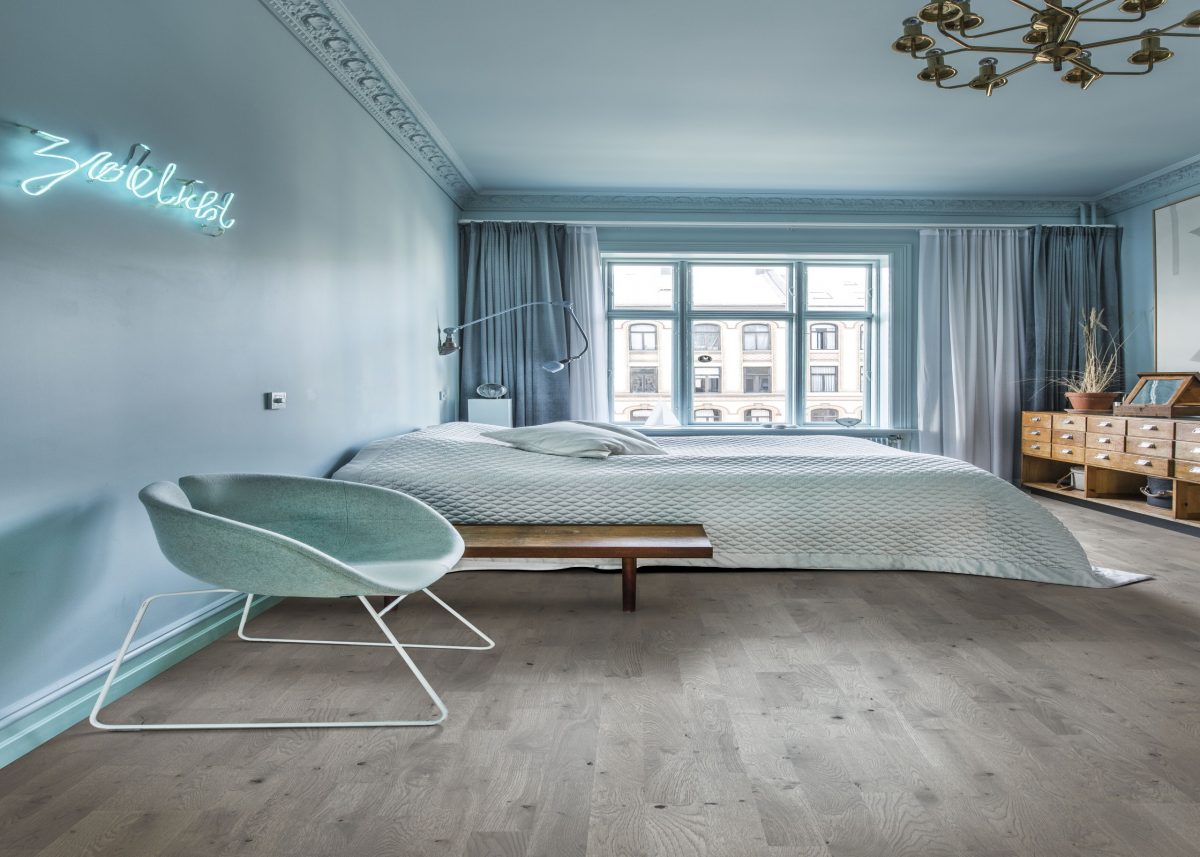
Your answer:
(744, 408), (772, 423)
(810, 323), (837, 351)
(631, 366), (658, 393)
(810, 407), (839, 422)
(694, 408), (722, 423)
(810, 365), (838, 393)
(744, 366), (771, 394)
(694, 367), (721, 394)
(742, 323), (771, 352)
(629, 408), (652, 424)
(629, 323), (657, 352)
(693, 323), (721, 352)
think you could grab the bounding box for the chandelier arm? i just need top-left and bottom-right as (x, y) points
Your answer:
(1089, 65), (1156, 75)
(994, 58), (1041, 77)
(935, 20), (1031, 53)
(1077, 12), (1149, 24)
(1075, 0), (1121, 14)
(949, 21), (1036, 40)
(1080, 27), (1180, 49)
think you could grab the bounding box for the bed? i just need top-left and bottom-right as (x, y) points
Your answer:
(333, 422), (1144, 587)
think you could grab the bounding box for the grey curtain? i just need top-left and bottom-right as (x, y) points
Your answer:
(917, 228), (1031, 479)
(458, 223), (605, 426)
(1022, 226), (1123, 411)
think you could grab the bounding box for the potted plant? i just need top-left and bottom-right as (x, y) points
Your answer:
(1060, 308), (1123, 412)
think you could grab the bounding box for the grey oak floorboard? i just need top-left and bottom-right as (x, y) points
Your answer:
(1, 498), (1199, 856)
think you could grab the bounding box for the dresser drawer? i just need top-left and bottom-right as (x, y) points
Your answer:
(1086, 416), (1127, 434)
(1128, 419), (1173, 439)
(1176, 461), (1200, 484)
(1022, 411), (1054, 428)
(1052, 429), (1084, 447)
(1175, 421), (1200, 441)
(1022, 426), (1050, 442)
(1052, 444), (1084, 463)
(1086, 433), (1125, 452)
(1126, 436), (1172, 458)
(1022, 439), (1052, 459)
(1086, 449), (1171, 477)
(1052, 414), (1087, 431)
(1175, 441), (1200, 463)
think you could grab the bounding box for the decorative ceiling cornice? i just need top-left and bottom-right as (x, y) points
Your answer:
(1096, 156), (1200, 215)
(463, 190), (1085, 218)
(259, 0), (475, 204)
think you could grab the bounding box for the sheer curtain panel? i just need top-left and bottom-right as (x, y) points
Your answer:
(918, 228), (1031, 479)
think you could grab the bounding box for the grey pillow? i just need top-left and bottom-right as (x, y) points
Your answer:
(481, 421), (667, 459)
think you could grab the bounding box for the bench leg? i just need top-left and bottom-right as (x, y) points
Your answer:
(622, 557), (637, 612)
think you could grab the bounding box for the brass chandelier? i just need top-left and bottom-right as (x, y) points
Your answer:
(893, 1), (1200, 94)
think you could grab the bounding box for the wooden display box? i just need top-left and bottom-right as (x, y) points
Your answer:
(1114, 372), (1200, 418)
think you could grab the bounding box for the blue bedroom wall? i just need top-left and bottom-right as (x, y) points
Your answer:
(0, 0), (459, 731)
(1104, 166), (1200, 389)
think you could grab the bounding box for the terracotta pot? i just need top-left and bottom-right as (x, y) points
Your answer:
(1065, 391), (1120, 412)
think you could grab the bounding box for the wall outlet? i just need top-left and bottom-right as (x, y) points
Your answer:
(438, 389), (448, 402)
(265, 392), (287, 410)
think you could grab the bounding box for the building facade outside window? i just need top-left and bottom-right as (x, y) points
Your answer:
(607, 259), (882, 426)
(631, 366), (658, 393)
(742, 323), (771, 352)
(693, 323), (721, 351)
(629, 323), (657, 351)
(810, 323), (837, 350)
(810, 365), (838, 393)
(629, 408), (652, 424)
(694, 367), (721, 393)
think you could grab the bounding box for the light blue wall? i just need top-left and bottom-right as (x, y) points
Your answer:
(0, 1), (459, 727)
(1104, 172), (1200, 389)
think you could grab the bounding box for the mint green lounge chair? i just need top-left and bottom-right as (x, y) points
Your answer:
(91, 474), (492, 731)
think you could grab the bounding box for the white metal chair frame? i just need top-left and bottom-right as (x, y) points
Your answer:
(90, 587), (494, 731)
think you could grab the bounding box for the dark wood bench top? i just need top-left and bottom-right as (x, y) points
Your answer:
(451, 524), (713, 612)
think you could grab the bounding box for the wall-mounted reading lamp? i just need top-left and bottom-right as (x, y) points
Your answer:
(437, 300), (589, 374)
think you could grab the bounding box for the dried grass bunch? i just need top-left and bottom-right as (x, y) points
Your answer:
(1060, 308), (1122, 394)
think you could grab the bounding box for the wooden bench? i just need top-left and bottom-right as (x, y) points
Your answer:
(452, 524), (713, 612)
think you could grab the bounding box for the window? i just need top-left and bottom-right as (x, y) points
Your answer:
(629, 408), (652, 424)
(810, 407), (839, 422)
(694, 367), (721, 394)
(744, 367), (771, 394)
(742, 323), (770, 352)
(810, 323), (837, 351)
(693, 323), (721, 352)
(629, 323), (657, 352)
(606, 257), (884, 426)
(811, 366), (838, 393)
(631, 367), (658, 393)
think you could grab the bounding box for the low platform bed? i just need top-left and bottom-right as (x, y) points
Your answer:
(333, 422), (1144, 588)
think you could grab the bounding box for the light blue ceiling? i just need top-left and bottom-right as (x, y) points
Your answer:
(344, 0), (1200, 198)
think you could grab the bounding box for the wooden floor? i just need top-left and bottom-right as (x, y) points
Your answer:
(2, 498), (1199, 857)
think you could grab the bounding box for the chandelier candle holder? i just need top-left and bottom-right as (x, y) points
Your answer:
(893, 1), (1200, 94)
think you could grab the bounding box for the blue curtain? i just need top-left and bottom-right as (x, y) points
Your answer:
(1022, 226), (1124, 411)
(458, 223), (602, 426)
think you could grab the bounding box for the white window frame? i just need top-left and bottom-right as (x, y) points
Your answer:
(605, 256), (885, 428)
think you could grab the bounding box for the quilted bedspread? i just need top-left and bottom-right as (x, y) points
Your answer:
(333, 422), (1146, 587)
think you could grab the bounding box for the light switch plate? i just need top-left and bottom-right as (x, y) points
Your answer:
(265, 392), (287, 410)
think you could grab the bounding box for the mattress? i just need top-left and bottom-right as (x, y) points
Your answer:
(333, 422), (1145, 587)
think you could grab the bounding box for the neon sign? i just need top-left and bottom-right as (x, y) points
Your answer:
(16, 128), (237, 235)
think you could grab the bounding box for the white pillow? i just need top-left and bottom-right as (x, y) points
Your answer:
(481, 421), (667, 459)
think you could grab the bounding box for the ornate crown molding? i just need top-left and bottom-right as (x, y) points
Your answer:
(462, 190), (1084, 218)
(259, 0), (475, 204)
(1097, 156), (1200, 215)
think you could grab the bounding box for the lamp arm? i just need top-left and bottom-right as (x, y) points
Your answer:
(443, 300), (569, 336)
(562, 303), (589, 362)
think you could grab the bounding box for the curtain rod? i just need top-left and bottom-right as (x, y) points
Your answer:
(457, 219), (1116, 229)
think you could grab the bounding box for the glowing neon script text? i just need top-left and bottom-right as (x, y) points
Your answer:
(18, 131), (236, 232)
